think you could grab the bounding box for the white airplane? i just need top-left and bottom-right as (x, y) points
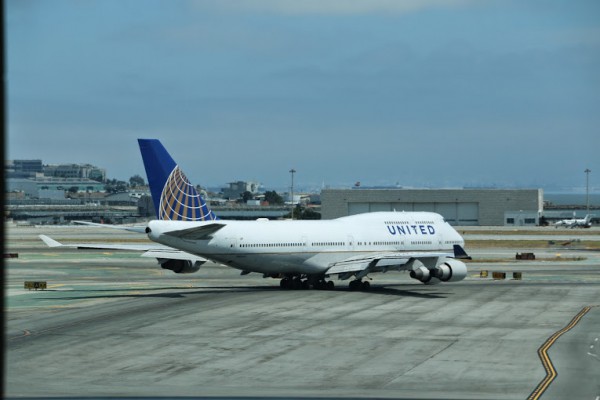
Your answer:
(41, 139), (470, 291)
(554, 214), (594, 229)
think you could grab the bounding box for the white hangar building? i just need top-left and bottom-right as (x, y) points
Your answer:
(321, 188), (543, 226)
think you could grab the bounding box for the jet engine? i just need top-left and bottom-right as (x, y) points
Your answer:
(159, 259), (204, 274)
(410, 266), (432, 283)
(431, 258), (467, 282)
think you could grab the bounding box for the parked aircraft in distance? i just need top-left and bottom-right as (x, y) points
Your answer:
(554, 214), (594, 229)
(41, 139), (471, 291)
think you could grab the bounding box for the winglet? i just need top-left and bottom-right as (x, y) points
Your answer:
(39, 235), (63, 248)
(453, 245), (472, 260)
(138, 139), (218, 221)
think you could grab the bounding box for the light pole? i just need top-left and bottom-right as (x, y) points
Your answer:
(585, 168), (591, 213)
(289, 169), (296, 220)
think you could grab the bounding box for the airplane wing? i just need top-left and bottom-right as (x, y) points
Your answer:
(141, 249), (206, 262)
(326, 245), (470, 275)
(326, 251), (452, 275)
(39, 235), (205, 262)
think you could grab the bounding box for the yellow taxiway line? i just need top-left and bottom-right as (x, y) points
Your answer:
(527, 306), (593, 400)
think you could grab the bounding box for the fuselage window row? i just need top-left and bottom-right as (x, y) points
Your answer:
(240, 243), (305, 248)
(240, 239), (423, 248)
(385, 221), (435, 226)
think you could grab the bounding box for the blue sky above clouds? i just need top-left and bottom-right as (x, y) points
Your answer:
(6, 0), (600, 191)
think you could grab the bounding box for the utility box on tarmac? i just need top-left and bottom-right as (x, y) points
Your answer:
(24, 281), (47, 291)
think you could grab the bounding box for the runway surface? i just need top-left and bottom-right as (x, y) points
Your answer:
(5, 224), (600, 399)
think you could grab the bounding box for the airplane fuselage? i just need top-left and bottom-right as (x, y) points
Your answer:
(147, 211), (464, 276)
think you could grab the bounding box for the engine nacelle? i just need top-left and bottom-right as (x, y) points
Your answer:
(410, 266), (431, 283)
(159, 259), (204, 274)
(432, 258), (467, 282)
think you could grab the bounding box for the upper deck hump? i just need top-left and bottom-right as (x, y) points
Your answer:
(335, 211), (445, 223)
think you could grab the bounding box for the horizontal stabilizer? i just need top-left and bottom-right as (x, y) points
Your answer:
(39, 234), (203, 261)
(74, 243), (156, 251)
(39, 235), (63, 248)
(164, 223), (226, 240)
(40, 235), (168, 252)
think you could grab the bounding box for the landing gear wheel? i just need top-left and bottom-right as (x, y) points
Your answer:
(349, 280), (369, 291)
(280, 278), (290, 289)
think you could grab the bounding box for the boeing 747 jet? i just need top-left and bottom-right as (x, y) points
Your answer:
(42, 139), (470, 291)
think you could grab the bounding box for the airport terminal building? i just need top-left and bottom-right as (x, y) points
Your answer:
(321, 188), (543, 226)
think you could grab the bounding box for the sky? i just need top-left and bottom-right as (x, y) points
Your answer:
(6, 0), (600, 192)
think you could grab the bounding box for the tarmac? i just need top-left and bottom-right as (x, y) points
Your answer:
(5, 223), (600, 399)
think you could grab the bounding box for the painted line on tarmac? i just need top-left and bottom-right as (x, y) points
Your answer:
(527, 306), (593, 400)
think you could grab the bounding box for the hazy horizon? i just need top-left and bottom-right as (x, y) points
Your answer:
(7, 0), (599, 190)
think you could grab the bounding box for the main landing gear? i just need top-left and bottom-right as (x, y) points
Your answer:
(348, 279), (371, 291)
(279, 276), (335, 290)
(277, 275), (371, 291)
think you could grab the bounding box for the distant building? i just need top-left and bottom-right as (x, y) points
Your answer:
(321, 188), (543, 226)
(6, 179), (39, 198)
(284, 193), (302, 205)
(38, 189), (68, 200)
(104, 192), (145, 206)
(222, 181), (260, 200)
(6, 160), (43, 178)
(137, 194), (155, 217)
(7, 177), (106, 199)
(43, 163), (106, 182)
(504, 211), (540, 227)
(6, 160), (107, 183)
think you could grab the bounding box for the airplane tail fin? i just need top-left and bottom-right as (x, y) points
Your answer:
(138, 139), (218, 221)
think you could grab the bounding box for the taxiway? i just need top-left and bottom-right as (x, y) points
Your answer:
(5, 224), (600, 399)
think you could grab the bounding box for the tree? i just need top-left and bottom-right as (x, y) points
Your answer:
(285, 205), (321, 220)
(105, 180), (127, 194)
(264, 190), (284, 205)
(115, 181), (128, 192)
(241, 191), (253, 202)
(105, 184), (116, 194)
(299, 207), (321, 220)
(129, 174), (145, 188)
